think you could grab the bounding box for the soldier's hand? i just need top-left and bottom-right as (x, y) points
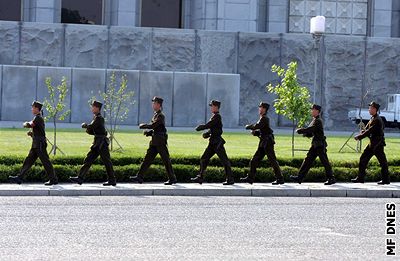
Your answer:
(245, 124), (252, 130)
(139, 123), (147, 129)
(296, 128), (303, 134)
(27, 131), (33, 137)
(81, 123), (88, 128)
(23, 122), (31, 128)
(202, 132), (211, 139)
(354, 135), (360, 141)
(251, 130), (260, 137)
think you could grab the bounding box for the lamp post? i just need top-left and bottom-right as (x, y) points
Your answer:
(310, 16), (325, 105)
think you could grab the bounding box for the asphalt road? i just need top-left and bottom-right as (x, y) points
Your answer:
(0, 196), (398, 260)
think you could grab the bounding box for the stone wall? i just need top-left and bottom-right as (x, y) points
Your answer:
(0, 65), (240, 127)
(1, 21), (400, 129)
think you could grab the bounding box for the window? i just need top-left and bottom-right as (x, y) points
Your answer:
(0, 0), (21, 21)
(61, 0), (103, 25)
(141, 0), (183, 28)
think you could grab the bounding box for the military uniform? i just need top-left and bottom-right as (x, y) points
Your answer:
(191, 100), (234, 185)
(131, 97), (177, 185)
(241, 102), (283, 185)
(352, 102), (389, 184)
(290, 104), (335, 185)
(9, 101), (58, 185)
(70, 101), (116, 186)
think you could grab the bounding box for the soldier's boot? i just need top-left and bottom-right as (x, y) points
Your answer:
(44, 178), (58, 186)
(8, 175), (22, 185)
(103, 180), (117, 186)
(69, 176), (83, 185)
(191, 175), (203, 184)
(241, 165), (256, 184)
(324, 177), (336, 185)
(223, 178), (235, 185)
(130, 175), (144, 184)
(290, 175), (303, 184)
(272, 178), (285, 185)
(164, 173), (177, 185)
(351, 176), (364, 183)
(377, 176), (390, 185)
(240, 176), (254, 184)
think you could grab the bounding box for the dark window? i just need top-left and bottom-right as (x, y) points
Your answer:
(0, 0), (21, 21)
(141, 0), (182, 28)
(61, 0), (103, 25)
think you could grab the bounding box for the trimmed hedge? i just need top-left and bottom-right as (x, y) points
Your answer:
(0, 155), (398, 168)
(0, 163), (398, 183)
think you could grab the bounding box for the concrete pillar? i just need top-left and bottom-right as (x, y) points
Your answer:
(23, 0), (61, 23)
(371, 0), (392, 37)
(267, 0), (289, 33)
(104, 0), (140, 26)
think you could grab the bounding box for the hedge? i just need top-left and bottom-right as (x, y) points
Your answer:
(0, 163), (398, 183)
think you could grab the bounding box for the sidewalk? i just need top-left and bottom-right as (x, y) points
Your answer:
(0, 182), (398, 198)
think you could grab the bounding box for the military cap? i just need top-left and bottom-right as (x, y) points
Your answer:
(258, 102), (270, 110)
(31, 101), (43, 110)
(91, 100), (103, 109)
(209, 100), (221, 108)
(369, 101), (380, 110)
(311, 104), (322, 112)
(152, 96), (164, 105)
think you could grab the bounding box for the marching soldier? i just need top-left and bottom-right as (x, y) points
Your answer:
(290, 104), (336, 185)
(130, 96), (177, 185)
(9, 101), (58, 185)
(70, 101), (116, 186)
(241, 102), (284, 185)
(191, 100), (234, 185)
(352, 102), (390, 185)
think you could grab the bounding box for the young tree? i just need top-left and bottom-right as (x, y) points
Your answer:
(43, 76), (71, 155)
(91, 72), (134, 151)
(267, 61), (312, 157)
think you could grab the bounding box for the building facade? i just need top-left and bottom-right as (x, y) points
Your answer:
(0, 0), (397, 37)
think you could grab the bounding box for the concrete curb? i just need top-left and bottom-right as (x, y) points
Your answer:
(0, 183), (398, 198)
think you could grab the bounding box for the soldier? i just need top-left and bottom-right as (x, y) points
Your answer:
(130, 96), (177, 185)
(352, 102), (390, 185)
(290, 104), (336, 185)
(9, 101), (58, 185)
(70, 101), (116, 186)
(191, 100), (234, 185)
(241, 102), (284, 185)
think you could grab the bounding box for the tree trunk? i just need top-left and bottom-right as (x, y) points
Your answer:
(292, 119), (295, 158)
(53, 118), (57, 155)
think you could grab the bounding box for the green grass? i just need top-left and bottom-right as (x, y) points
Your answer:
(0, 128), (398, 162)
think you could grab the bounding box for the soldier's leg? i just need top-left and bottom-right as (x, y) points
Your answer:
(265, 144), (283, 179)
(317, 148), (333, 178)
(199, 145), (216, 178)
(374, 146), (389, 181)
(358, 146), (374, 179)
(99, 146), (116, 182)
(248, 147), (266, 181)
(157, 145), (176, 180)
(37, 144), (57, 181)
(19, 148), (39, 178)
(297, 147), (318, 179)
(216, 145), (233, 181)
(137, 146), (158, 178)
(78, 148), (100, 178)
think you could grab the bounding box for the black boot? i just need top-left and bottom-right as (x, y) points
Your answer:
(272, 178), (284, 185)
(103, 180), (117, 186)
(223, 178), (234, 185)
(351, 176), (364, 183)
(69, 176), (83, 185)
(164, 177), (177, 185)
(324, 177), (336, 185)
(44, 179), (58, 186)
(130, 175), (144, 184)
(377, 179), (390, 185)
(240, 176), (254, 185)
(191, 175), (203, 184)
(8, 175), (22, 185)
(290, 175), (302, 184)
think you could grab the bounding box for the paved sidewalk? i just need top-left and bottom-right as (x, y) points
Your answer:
(0, 182), (398, 198)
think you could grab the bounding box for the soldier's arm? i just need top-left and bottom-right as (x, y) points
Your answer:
(141, 114), (165, 130)
(86, 116), (100, 135)
(248, 117), (267, 130)
(300, 119), (319, 135)
(357, 118), (379, 140)
(200, 114), (219, 130)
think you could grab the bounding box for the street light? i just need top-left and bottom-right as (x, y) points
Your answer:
(310, 16), (325, 104)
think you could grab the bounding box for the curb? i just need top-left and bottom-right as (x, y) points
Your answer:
(0, 183), (398, 198)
